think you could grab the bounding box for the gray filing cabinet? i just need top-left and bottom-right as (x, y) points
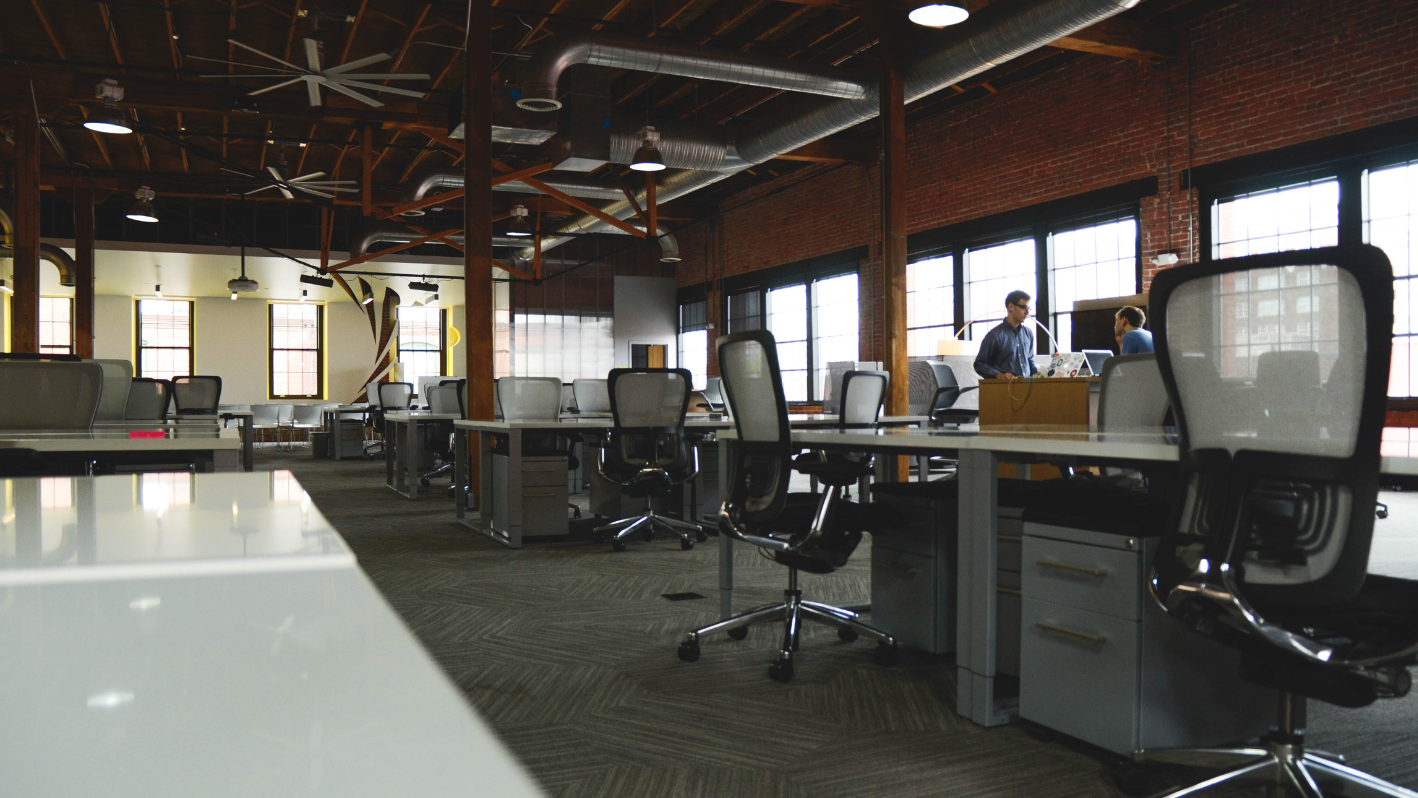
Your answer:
(491, 454), (570, 539)
(1019, 521), (1278, 755)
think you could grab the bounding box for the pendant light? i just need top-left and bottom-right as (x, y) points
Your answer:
(83, 79), (133, 135)
(126, 187), (159, 223)
(629, 126), (666, 172)
(909, 3), (970, 27)
(227, 247), (259, 299)
(506, 204), (532, 237)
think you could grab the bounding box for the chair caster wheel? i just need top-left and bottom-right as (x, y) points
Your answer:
(837, 627), (859, 643)
(1378, 508), (1389, 519)
(873, 642), (898, 667)
(768, 657), (794, 683)
(447, 486), (456, 499)
(695, 528), (709, 542)
(420, 477), (430, 487)
(677, 640), (700, 663)
(612, 539), (627, 552)
(680, 538), (694, 551)
(727, 626), (749, 641)
(1110, 761), (1151, 797)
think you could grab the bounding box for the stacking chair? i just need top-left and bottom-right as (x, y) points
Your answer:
(0, 359), (104, 429)
(677, 331), (897, 682)
(594, 368), (708, 552)
(420, 379), (466, 491)
(924, 362), (979, 425)
(1128, 245), (1418, 797)
(125, 378), (171, 421)
(250, 404), (284, 448)
(171, 375), (222, 417)
(287, 404), (326, 448)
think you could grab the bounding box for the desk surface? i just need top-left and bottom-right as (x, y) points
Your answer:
(383, 411), (461, 422)
(0, 429), (243, 452)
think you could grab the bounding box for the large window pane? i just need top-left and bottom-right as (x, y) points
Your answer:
(137, 299), (192, 381)
(906, 255), (954, 357)
(397, 306), (444, 391)
(678, 299), (709, 390)
(270, 302), (322, 398)
(767, 284), (809, 401)
(1216, 265), (1340, 380)
(1366, 159), (1418, 397)
(965, 239), (1035, 340)
(1213, 178), (1339, 260)
(812, 274), (859, 400)
(511, 312), (613, 381)
(726, 290), (762, 333)
(39, 297), (72, 355)
(1050, 218), (1138, 349)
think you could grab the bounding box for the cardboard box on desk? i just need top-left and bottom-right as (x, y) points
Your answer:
(978, 376), (1101, 481)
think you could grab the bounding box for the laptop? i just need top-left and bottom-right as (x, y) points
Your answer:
(1082, 349), (1113, 376)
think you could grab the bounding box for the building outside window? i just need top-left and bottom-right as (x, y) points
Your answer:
(136, 299), (193, 381)
(906, 254), (954, 357)
(39, 297), (72, 355)
(1213, 178), (1340, 260)
(728, 272), (860, 403)
(1366, 158), (1418, 397)
(811, 273), (859, 396)
(965, 238), (1036, 340)
(270, 302), (322, 399)
(677, 298), (709, 390)
(767, 284), (809, 401)
(397, 306), (445, 392)
(1049, 218), (1139, 348)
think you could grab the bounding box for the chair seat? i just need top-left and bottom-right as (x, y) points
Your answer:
(757, 493), (891, 574)
(619, 469), (674, 498)
(792, 454), (874, 485)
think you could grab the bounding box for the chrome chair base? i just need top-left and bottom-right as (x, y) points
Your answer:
(679, 569), (897, 683)
(595, 509), (707, 551)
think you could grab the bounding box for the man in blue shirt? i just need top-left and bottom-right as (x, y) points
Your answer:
(1115, 306), (1154, 355)
(974, 290), (1038, 380)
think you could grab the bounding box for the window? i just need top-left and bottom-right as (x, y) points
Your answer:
(678, 299), (709, 390)
(510, 312), (613, 381)
(39, 297), (72, 355)
(906, 255), (954, 357)
(397, 306), (445, 391)
(725, 272), (859, 403)
(136, 299), (193, 381)
(965, 238), (1036, 339)
(767, 284), (809, 401)
(1213, 178), (1339, 260)
(1050, 218), (1138, 348)
(725, 290), (763, 333)
(812, 273), (859, 395)
(269, 303), (322, 399)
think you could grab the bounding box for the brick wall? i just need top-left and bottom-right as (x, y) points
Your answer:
(673, 0), (1418, 373)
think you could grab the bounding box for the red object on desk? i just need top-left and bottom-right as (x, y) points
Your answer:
(128, 430), (167, 439)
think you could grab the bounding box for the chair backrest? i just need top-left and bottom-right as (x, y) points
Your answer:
(92, 359), (134, 422)
(251, 404), (283, 425)
(1096, 353), (1169, 434)
(572, 378), (611, 414)
(702, 376), (725, 408)
(496, 377), (561, 422)
(427, 383), (462, 415)
(125, 378), (170, 421)
(0, 361), (104, 429)
(604, 369), (693, 477)
(1151, 245), (1392, 611)
(377, 382), (413, 411)
(717, 331), (793, 525)
(438, 379), (467, 418)
(365, 381), (383, 408)
(172, 375), (222, 415)
(291, 404), (325, 425)
(274, 403), (296, 423)
(839, 370), (888, 428)
(415, 375), (446, 402)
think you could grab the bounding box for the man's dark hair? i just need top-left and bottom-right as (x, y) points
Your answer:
(1116, 306), (1146, 328)
(1004, 290), (1031, 308)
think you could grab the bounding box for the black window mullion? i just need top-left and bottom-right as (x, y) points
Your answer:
(952, 244), (966, 332)
(1034, 224), (1050, 355)
(1338, 166), (1364, 248)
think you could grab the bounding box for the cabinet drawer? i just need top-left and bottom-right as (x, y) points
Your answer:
(870, 548), (948, 653)
(1020, 597), (1140, 755)
(521, 458), (568, 487)
(871, 496), (949, 558)
(1023, 535), (1140, 620)
(522, 486), (570, 537)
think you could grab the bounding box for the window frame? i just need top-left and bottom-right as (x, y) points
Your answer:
(39, 296), (74, 355)
(135, 298), (194, 381)
(396, 305), (447, 392)
(268, 301), (325, 400)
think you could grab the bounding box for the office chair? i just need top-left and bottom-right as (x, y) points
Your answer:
(250, 404), (284, 449)
(677, 331), (897, 682)
(125, 378), (171, 421)
(571, 378), (611, 415)
(497, 377), (581, 518)
(701, 377), (726, 412)
(924, 362), (979, 426)
(92, 359), (135, 422)
(287, 404), (327, 448)
(797, 370), (888, 497)
(171, 375), (222, 417)
(363, 382), (412, 457)
(420, 379), (466, 490)
(1129, 245), (1418, 798)
(594, 368), (708, 552)
(0, 360), (103, 429)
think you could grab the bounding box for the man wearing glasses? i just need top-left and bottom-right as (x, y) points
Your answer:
(974, 290), (1038, 381)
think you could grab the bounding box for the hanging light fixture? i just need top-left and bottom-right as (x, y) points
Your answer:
(154, 284), (163, 298)
(126, 187), (159, 223)
(299, 289), (308, 302)
(506, 204), (532, 237)
(909, 2), (970, 27)
(629, 126), (666, 172)
(0, 280), (13, 295)
(227, 247), (259, 299)
(83, 79), (133, 134)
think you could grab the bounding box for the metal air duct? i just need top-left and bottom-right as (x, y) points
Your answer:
(351, 223), (681, 264)
(409, 171), (628, 204)
(0, 208), (80, 286)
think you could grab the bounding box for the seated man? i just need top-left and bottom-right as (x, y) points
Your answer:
(1115, 305), (1154, 354)
(974, 289), (1038, 381)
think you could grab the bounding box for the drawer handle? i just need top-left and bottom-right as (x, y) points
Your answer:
(1035, 621), (1107, 645)
(1036, 558), (1108, 578)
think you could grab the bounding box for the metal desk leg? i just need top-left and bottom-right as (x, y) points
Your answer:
(406, 417), (420, 500)
(506, 428), (523, 547)
(241, 416), (254, 471)
(385, 418), (397, 493)
(478, 430), (497, 543)
(454, 428), (469, 522)
(718, 436), (734, 620)
(956, 448), (1014, 727)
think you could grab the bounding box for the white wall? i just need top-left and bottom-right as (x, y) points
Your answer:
(328, 300), (378, 403)
(612, 276), (678, 368)
(94, 295), (133, 362)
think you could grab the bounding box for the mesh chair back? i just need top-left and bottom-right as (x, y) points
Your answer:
(604, 369), (693, 479)
(572, 379), (612, 414)
(702, 377), (725, 408)
(172, 376), (222, 415)
(93, 359), (134, 422)
(365, 381), (383, 408)
(428, 384), (461, 415)
(378, 383), (413, 410)
(438, 379), (468, 418)
(0, 361), (104, 429)
(497, 377), (561, 421)
(1097, 354), (1169, 434)
(415, 375), (446, 402)
(840, 370), (887, 428)
(1151, 245), (1392, 609)
(125, 378), (170, 421)
(717, 331), (793, 523)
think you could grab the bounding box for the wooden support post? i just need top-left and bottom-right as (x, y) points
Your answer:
(646, 173), (658, 240)
(465, 0), (495, 506)
(73, 183), (96, 359)
(12, 111), (41, 354)
(880, 11), (909, 474)
(361, 125), (373, 218)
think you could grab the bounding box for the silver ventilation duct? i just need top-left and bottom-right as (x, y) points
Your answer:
(352, 223), (681, 264)
(516, 32), (869, 112)
(409, 170), (627, 204)
(0, 207), (80, 286)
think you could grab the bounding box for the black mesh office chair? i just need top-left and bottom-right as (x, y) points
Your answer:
(1130, 245), (1418, 797)
(420, 379), (466, 492)
(594, 368), (708, 551)
(677, 331), (898, 683)
(172, 375), (222, 416)
(366, 382), (412, 458)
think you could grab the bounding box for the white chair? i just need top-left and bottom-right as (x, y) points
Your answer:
(92, 359), (134, 423)
(250, 404), (283, 449)
(288, 404), (326, 448)
(571, 378), (611, 415)
(0, 360), (103, 429)
(496, 377), (562, 422)
(1096, 353), (1169, 436)
(274, 404), (296, 451)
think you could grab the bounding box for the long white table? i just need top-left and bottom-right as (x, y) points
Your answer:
(0, 470), (544, 797)
(0, 428), (243, 474)
(715, 424), (1418, 728)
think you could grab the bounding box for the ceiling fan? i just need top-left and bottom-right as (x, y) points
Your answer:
(199, 37), (429, 108)
(230, 149), (358, 199)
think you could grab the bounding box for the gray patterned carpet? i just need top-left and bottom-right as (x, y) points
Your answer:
(263, 449), (1418, 798)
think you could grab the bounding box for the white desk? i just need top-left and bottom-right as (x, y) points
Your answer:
(0, 429), (243, 474)
(384, 411), (461, 500)
(715, 425), (1418, 728)
(0, 471), (544, 798)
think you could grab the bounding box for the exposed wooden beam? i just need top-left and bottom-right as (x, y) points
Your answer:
(76, 107), (115, 170)
(28, 0), (67, 59)
(12, 111), (41, 353)
(162, 0), (181, 70)
(383, 188), (462, 219)
(610, 171), (651, 229)
(339, 0), (370, 63)
(74, 183), (96, 359)
(520, 176), (647, 238)
(776, 136), (874, 164)
(1050, 17), (1176, 62)
(97, 4), (125, 67)
(647, 173), (658, 239)
(361, 124), (372, 216)
(176, 112), (190, 173)
(490, 161), (555, 187)
(466, 0), (495, 511)
(880, 10), (909, 428)
(326, 229), (459, 271)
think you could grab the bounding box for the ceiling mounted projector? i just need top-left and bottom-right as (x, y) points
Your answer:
(301, 273), (335, 287)
(228, 275), (259, 293)
(408, 280), (438, 292)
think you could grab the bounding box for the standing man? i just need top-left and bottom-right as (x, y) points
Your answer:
(1114, 306), (1154, 354)
(974, 290), (1038, 380)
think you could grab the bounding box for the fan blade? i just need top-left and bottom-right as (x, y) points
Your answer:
(189, 55), (297, 73)
(247, 77), (306, 96)
(227, 39), (308, 73)
(244, 186), (275, 195)
(200, 73), (302, 79)
(267, 166), (286, 182)
(304, 38), (321, 72)
(326, 73), (431, 80)
(330, 79), (427, 99)
(292, 186), (335, 198)
(306, 79), (322, 107)
(321, 52), (390, 76)
(280, 187), (296, 200)
(321, 80), (383, 107)
(289, 172), (328, 182)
